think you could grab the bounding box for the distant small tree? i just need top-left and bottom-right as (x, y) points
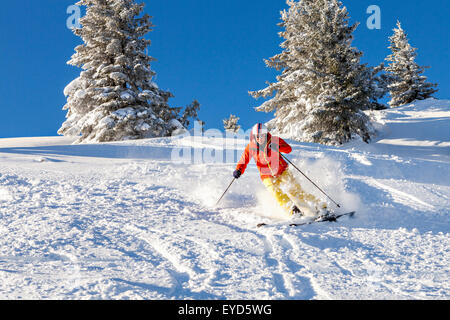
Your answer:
(223, 114), (241, 133)
(177, 100), (201, 129)
(385, 21), (438, 107)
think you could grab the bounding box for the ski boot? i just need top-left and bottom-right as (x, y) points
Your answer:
(291, 206), (304, 219)
(315, 203), (332, 220)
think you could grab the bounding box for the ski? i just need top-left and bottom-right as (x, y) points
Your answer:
(257, 211), (355, 228)
(289, 211), (355, 226)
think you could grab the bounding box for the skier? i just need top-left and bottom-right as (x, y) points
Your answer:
(233, 123), (328, 218)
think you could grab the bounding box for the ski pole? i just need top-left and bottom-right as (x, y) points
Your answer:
(216, 178), (236, 206)
(280, 154), (341, 208)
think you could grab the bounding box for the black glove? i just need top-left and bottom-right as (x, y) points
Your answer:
(233, 169), (242, 179)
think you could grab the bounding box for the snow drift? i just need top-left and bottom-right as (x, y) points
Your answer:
(0, 99), (448, 299)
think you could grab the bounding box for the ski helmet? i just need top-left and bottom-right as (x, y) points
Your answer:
(251, 123), (269, 143)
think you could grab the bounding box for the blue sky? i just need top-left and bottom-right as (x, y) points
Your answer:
(0, 0), (448, 138)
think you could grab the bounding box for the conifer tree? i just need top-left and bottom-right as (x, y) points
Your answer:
(385, 21), (438, 107)
(363, 63), (390, 110)
(59, 0), (182, 143)
(177, 100), (201, 129)
(250, 0), (379, 145)
(223, 114), (241, 133)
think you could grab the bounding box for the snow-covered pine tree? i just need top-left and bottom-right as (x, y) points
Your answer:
(361, 63), (389, 111)
(223, 114), (241, 133)
(59, 0), (182, 143)
(250, 0), (379, 145)
(385, 21), (438, 107)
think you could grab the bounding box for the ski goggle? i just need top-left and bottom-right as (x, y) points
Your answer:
(255, 133), (268, 142)
(252, 124), (268, 142)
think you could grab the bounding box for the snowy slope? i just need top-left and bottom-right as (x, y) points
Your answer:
(0, 99), (448, 299)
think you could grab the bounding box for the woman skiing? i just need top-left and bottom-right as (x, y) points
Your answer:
(234, 123), (328, 217)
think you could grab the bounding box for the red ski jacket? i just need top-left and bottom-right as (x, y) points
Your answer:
(236, 133), (292, 180)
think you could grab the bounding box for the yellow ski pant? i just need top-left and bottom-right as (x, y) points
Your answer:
(262, 169), (326, 217)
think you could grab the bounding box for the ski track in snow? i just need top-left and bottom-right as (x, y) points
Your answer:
(0, 99), (449, 299)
